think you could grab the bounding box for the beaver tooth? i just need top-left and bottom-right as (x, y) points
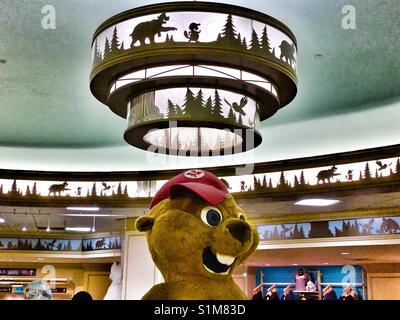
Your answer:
(216, 253), (235, 266)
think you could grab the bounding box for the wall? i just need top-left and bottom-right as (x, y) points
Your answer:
(365, 264), (400, 300)
(122, 232), (163, 300)
(0, 262), (111, 300)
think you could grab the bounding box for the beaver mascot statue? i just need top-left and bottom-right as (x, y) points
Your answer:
(135, 169), (259, 300)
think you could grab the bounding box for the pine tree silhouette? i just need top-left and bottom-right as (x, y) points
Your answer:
(66, 240), (72, 251)
(396, 158), (400, 175)
(194, 89), (205, 117)
(183, 88), (197, 116)
(253, 176), (260, 191)
(271, 47), (276, 57)
(220, 14), (238, 42)
(262, 175), (267, 189)
(93, 40), (102, 63)
(103, 37), (111, 59)
(390, 168), (394, 176)
(279, 171), (287, 188)
(32, 182), (37, 196)
(364, 163), (372, 180)
(354, 220), (360, 235)
(117, 182), (122, 196)
(167, 99), (176, 117)
(227, 107), (236, 123)
(0, 184), (3, 195)
(268, 178), (273, 189)
(212, 90), (224, 119)
(175, 104), (183, 116)
(299, 226), (306, 239)
(110, 26), (120, 53)
(120, 41), (125, 50)
(242, 37), (248, 50)
(294, 175), (299, 188)
(260, 25), (272, 54)
(165, 34), (170, 42)
(26, 186), (31, 197)
(359, 170), (363, 181)
(86, 189), (90, 197)
(123, 185), (128, 197)
(10, 180), (17, 195)
(204, 96), (214, 118)
(249, 28), (261, 53)
(91, 183), (97, 197)
(299, 171), (306, 185)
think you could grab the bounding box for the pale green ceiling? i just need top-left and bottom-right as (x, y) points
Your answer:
(0, 0), (399, 171)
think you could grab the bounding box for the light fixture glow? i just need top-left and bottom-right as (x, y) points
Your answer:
(22, 226), (27, 232)
(62, 213), (124, 217)
(294, 199), (340, 207)
(292, 263), (299, 266)
(242, 272), (247, 277)
(0, 218), (5, 223)
(91, 2), (298, 156)
(340, 252), (350, 255)
(66, 207), (100, 211)
(65, 227), (92, 232)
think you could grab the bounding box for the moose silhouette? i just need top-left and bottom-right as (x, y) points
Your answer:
(317, 166), (341, 184)
(377, 218), (400, 234)
(280, 224), (293, 238)
(48, 182), (70, 196)
(130, 13), (177, 47)
(95, 238), (106, 250)
(360, 218), (374, 234)
(279, 40), (296, 67)
(45, 239), (57, 250)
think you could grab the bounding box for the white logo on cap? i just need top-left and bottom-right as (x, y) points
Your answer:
(184, 169), (205, 179)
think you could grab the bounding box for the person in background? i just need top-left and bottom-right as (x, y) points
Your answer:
(340, 285), (356, 300)
(252, 286), (263, 300)
(322, 285), (337, 300)
(281, 285), (295, 300)
(265, 284), (279, 301)
(24, 280), (53, 300)
(294, 268), (311, 291)
(72, 291), (93, 301)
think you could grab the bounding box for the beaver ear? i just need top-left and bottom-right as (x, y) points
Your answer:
(136, 216), (154, 232)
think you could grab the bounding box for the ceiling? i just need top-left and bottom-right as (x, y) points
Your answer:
(1, 0), (400, 171)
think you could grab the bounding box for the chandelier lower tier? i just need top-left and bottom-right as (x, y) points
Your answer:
(90, 1), (298, 156)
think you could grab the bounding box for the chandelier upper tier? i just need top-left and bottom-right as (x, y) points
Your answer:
(90, 1), (298, 156)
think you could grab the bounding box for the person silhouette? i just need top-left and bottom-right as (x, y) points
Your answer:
(72, 291), (93, 301)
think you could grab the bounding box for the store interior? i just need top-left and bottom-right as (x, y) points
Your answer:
(1, 0), (400, 300)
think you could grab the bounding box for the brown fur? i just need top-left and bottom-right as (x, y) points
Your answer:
(136, 189), (259, 300)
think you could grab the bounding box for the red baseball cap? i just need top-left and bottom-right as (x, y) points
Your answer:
(150, 169), (229, 208)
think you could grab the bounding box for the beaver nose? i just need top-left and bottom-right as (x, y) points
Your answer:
(226, 220), (251, 244)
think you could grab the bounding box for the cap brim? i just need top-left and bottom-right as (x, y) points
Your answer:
(171, 182), (227, 205)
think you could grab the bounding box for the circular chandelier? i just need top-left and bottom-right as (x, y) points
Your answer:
(90, 1), (298, 156)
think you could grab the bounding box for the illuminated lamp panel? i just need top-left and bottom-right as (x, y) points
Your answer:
(109, 65), (278, 98)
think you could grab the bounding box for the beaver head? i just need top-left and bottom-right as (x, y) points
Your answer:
(136, 170), (259, 282)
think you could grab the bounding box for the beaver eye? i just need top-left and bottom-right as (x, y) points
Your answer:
(201, 207), (222, 227)
(238, 213), (245, 220)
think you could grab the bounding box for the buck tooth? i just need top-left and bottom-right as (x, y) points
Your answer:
(216, 253), (235, 266)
